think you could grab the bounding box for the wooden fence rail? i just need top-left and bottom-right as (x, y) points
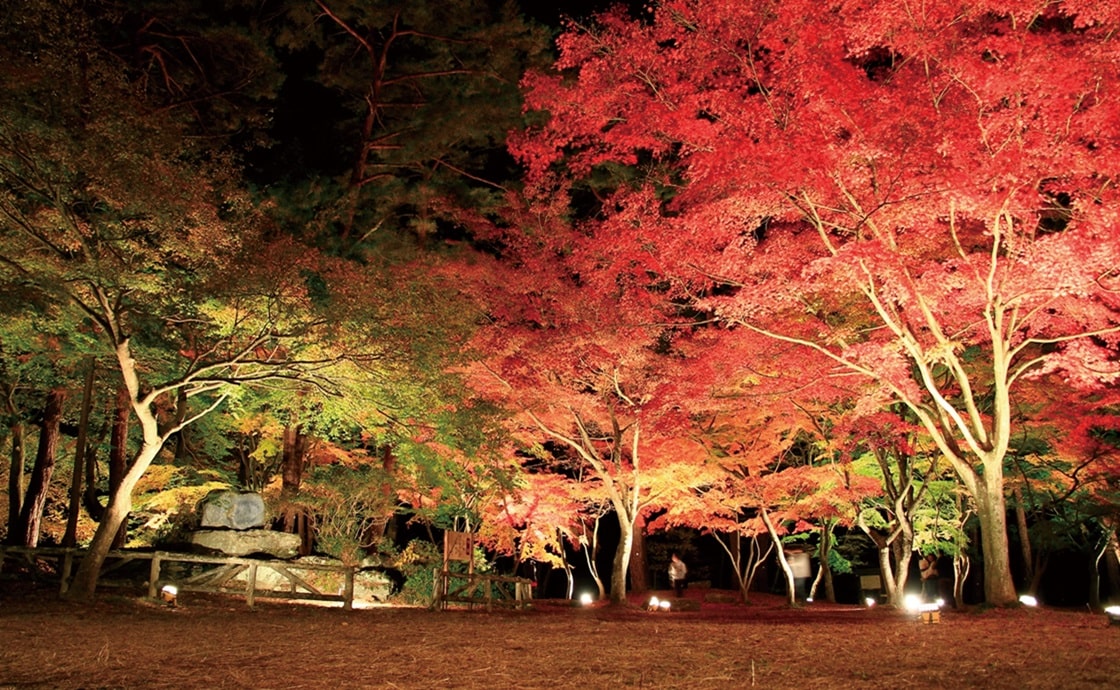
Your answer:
(0, 545), (358, 609)
(432, 568), (532, 611)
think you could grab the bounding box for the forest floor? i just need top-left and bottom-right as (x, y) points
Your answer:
(1, 578), (1116, 690)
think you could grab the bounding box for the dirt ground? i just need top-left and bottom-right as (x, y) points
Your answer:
(1, 579), (1117, 690)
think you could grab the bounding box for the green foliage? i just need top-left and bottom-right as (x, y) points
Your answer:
(912, 480), (972, 558)
(294, 463), (396, 566)
(394, 537), (493, 606)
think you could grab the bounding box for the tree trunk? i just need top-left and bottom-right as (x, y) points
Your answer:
(1090, 537), (1109, 612)
(819, 522), (836, 603)
(878, 546), (896, 605)
(18, 389), (66, 547)
(82, 443), (104, 522)
(974, 472), (1018, 605)
(609, 513), (634, 605)
(6, 420), (25, 545)
(172, 388), (190, 463)
(580, 517), (606, 601)
(718, 530), (758, 604)
(281, 424), (308, 497)
(63, 360), (96, 547)
(953, 553), (971, 609)
(108, 386), (130, 549)
(64, 440), (163, 600)
(1107, 529), (1120, 601)
(761, 509), (796, 606)
(1013, 486), (1035, 593)
(890, 534), (914, 608)
(65, 338), (232, 601)
(627, 511), (648, 593)
(280, 424), (311, 554)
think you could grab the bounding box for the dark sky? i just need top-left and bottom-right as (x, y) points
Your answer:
(519, 0), (645, 28)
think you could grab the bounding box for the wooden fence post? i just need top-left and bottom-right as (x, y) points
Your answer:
(148, 553), (162, 599)
(343, 567), (354, 610)
(246, 563), (258, 608)
(59, 549), (75, 595)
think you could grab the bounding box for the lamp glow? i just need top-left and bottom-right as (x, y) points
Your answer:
(903, 594), (923, 613)
(1019, 595), (1038, 607)
(1104, 605), (1120, 625)
(647, 596), (660, 611)
(579, 592), (593, 606)
(864, 597), (876, 607)
(659, 599), (671, 611)
(159, 584), (178, 607)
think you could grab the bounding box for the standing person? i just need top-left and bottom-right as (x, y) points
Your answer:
(786, 547), (811, 601)
(668, 553), (687, 598)
(919, 553), (939, 599)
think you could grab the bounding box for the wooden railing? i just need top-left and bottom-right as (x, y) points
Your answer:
(0, 545), (359, 609)
(432, 569), (532, 611)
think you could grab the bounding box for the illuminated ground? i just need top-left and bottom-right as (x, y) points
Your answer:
(0, 582), (1114, 689)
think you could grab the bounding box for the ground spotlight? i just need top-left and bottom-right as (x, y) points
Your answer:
(904, 593), (942, 623)
(1104, 605), (1120, 626)
(579, 592), (594, 606)
(159, 584), (178, 607)
(1019, 595), (1038, 607)
(864, 597), (876, 607)
(647, 596), (660, 611)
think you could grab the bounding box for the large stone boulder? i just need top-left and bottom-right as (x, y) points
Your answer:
(199, 491), (266, 530)
(189, 528), (301, 559)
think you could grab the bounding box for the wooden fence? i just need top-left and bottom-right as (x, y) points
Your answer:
(431, 568), (533, 611)
(0, 545), (359, 609)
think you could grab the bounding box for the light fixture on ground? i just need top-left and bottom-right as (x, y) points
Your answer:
(1105, 605), (1120, 626)
(904, 594), (942, 623)
(159, 584), (178, 607)
(579, 592), (593, 606)
(1019, 595), (1038, 607)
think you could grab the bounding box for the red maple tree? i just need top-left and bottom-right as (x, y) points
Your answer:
(512, 0), (1120, 605)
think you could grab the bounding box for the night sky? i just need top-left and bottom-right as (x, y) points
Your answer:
(519, 0), (646, 27)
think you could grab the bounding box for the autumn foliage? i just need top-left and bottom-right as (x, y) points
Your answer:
(509, 0), (1120, 604)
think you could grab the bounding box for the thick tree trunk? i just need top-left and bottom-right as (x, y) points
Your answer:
(609, 514), (634, 605)
(281, 424), (308, 498)
(65, 440), (163, 600)
(878, 547), (897, 605)
(108, 386), (130, 549)
(6, 420), (25, 545)
(18, 389), (66, 547)
(819, 523), (836, 603)
(280, 424), (311, 554)
(1107, 530), (1120, 600)
(627, 511), (648, 593)
(890, 535), (914, 607)
(63, 361), (96, 547)
(974, 473), (1018, 605)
